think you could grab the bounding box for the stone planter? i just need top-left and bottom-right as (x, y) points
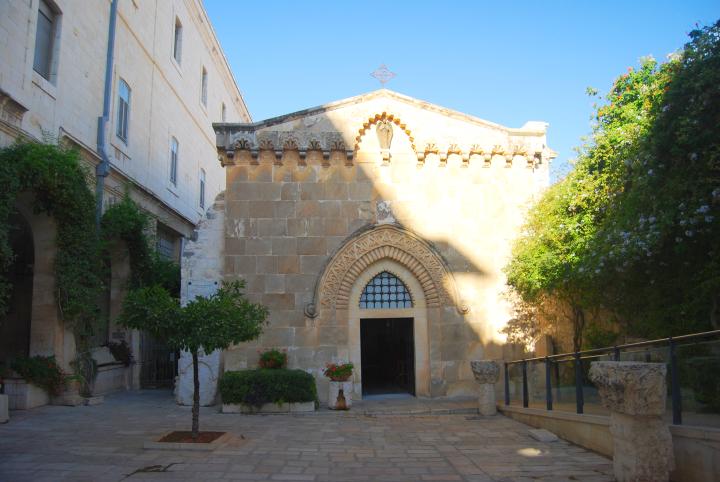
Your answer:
(222, 401), (315, 414)
(328, 380), (353, 410)
(0, 394), (8, 423)
(470, 360), (500, 416)
(4, 379), (50, 410)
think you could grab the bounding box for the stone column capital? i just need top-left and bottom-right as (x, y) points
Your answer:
(589, 361), (667, 416)
(470, 360), (500, 384)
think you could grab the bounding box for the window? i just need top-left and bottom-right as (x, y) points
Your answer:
(33, 0), (57, 81)
(156, 225), (178, 261)
(170, 137), (179, 185)
(199, 169), (206, 208)
(359, 271), (413, 309)
(116, 79), (131, 142)
(200, 67), (208, 106)
(221, 102), (226, 122)
(173, 17), (182, 64)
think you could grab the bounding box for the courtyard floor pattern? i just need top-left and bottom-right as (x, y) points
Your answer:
(0, 390), (613, 482)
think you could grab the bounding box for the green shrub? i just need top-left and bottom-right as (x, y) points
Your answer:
(258, 348), (287, 369)
(219, 369), (317, 407)
(11, 356), (66, 396)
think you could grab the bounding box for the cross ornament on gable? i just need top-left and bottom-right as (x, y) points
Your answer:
(370, 64), (396, 87)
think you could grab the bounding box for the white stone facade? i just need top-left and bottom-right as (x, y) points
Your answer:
(0, 0), (249, 231)
(0, 0), (249, 384)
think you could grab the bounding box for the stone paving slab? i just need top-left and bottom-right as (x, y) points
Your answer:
(0, 390), (612, 481)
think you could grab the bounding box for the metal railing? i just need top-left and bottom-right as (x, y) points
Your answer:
(504, 329), (720, 425)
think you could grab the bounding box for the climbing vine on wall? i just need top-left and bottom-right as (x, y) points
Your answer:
(101, 195), (180, 296)
(0, 141), (103, 350)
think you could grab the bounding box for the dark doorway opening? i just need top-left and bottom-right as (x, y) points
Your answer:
(360, 318), (415, 396)
(0, 211), (34, 368)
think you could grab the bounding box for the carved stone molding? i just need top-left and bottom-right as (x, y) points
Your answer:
(355, 112), (416, 152)
(306, 224), (466, 317)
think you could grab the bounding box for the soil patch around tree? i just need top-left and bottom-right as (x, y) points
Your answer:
(158, 431), (226, 444)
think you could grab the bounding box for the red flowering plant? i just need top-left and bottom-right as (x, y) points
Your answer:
(258, 348), (287, 369)
(323, 362), (354, 382)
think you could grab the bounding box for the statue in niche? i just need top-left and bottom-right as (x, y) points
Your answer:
(376, 120), (393, 150)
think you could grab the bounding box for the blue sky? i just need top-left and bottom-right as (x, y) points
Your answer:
(205, 1), (718, 181)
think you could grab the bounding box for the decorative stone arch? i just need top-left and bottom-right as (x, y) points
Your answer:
(354, 112), (417, 152)
(305, 224), (467, 318)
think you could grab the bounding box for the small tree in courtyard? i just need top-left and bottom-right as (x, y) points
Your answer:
(118, 281), (267, 440)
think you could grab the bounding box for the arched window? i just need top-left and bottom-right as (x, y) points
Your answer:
(359, 271), (413, 309)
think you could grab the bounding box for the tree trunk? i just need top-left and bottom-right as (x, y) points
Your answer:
(571, 304), (586, 353)
(191, 349), (200, 440)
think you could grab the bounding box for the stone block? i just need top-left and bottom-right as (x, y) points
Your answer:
(286, 274), (316, 293)
(245, 238), (272, 255)
(277, 255), (299, 274)
(256, 256), (277, 274)
(306, 218), (325, 236)
(287, 218), (307, 236)
(264, 274), (285, 293)
(280, 182), (299, 200)
(324, 183), (348, 200)
(257, 218), (286, 236)
(589, 361), (667, 416)
(323, 218), (347, 236)
(235, 255), (256, 274)
(262, 294), (296, 310)
(319, 200), (341, 218)
(528, 429), (558, 442)
(300, 183), (323, 200)
(248, 201), (274, 218)
(296, 201), (320, 218)
(274, 201), (296, 218)
(297, 237), (327, 255)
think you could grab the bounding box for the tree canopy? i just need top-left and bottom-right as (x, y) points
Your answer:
(506, 21), (720, 343)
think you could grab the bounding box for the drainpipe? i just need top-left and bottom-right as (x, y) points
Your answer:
(95, 0), (119, 229)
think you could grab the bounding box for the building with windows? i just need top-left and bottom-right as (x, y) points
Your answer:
(0, 0), (250, 391)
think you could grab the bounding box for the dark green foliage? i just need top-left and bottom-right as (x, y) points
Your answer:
(218, 369), (318, 407)
(582, 324), (619, 350)
(101, 195), (180, 295)
(0, 141), (103, 351)
(507, 21), (720, 341)
(11, 356), (66, 396)
(104, 340), (133, 366)
(258, 348), (287, 369)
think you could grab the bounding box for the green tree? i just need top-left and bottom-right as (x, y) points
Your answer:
(118, 281), (267, 439)
(506, 21), (719, 343)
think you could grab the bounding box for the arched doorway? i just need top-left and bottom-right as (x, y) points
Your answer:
(0, 210), (34, 367)
(349, 260), (429, 398)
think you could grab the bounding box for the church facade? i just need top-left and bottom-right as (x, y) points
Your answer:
(180, 89), (554, 403)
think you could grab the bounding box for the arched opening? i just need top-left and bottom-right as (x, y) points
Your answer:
(0, 210), (34, 367)
(349, 260), (430, 398)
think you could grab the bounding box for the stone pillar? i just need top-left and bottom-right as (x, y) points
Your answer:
(470, 360), (499, 416)
(589, 361), (674, 482)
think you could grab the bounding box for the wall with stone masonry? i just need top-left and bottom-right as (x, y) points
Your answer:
(214, 90), (552, 399)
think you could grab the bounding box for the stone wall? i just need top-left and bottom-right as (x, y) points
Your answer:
(215, 91), (552, 399)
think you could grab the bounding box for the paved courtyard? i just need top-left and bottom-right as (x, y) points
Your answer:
(0, 390), (613, 482)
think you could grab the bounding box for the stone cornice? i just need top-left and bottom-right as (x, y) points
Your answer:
(213, 89), (548, 135)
